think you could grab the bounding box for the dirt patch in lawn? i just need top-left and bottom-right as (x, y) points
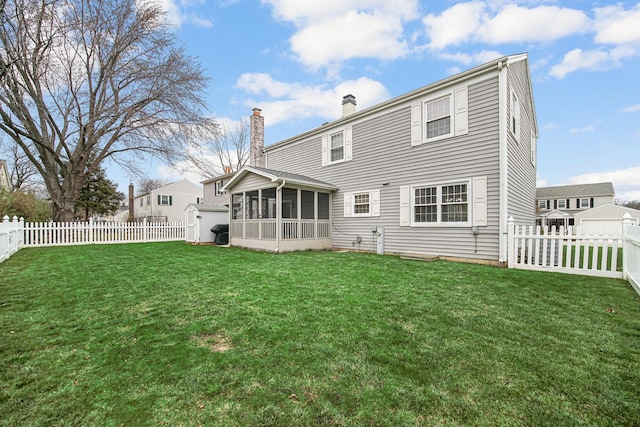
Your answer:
(192, 332), (232, 353)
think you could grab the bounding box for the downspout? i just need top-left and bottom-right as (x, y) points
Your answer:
(275, 179), (286, 253)
(498, 59), (509, 263)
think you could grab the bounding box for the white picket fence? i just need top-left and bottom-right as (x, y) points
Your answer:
(0, 215), (185, 262)
(508, 215), (640, 295)
(0, 216), (23, 263)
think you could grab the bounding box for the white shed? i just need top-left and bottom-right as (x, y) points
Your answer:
(574, 204), (640, 235)
(185, 204), (229, 243)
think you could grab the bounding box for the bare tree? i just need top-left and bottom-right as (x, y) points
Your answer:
(1, 139), (40, 191)
(136, 177), (170, 196)
(181, 118), (250, 179)
(0, 0), (217, 221)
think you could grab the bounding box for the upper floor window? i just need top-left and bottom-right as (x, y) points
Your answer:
(330, 131), (344, 162)
(511, 89), (521, 142)
(426, 95), (451, 140)
(197, 197), (204, 204)
(322, 127), (352, 166)
(411, 86), (468, 146)
(158, 195), (172, 206)
(215, 180), (225, 196)
(538, 200), (548, 210)
(146, 195), (151, 206)
(579, 198), (590, 208)
(557, 199), (567, 209)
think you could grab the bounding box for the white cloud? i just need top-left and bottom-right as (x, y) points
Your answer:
(479, 5), (590, 44)
(549, 47), (637, 78)
(149, 0), (212, 27)
(622, 104), (640, 113)
(564, 166), (640, 201)
(236, 73), (390, 126)
(261, 0), (419, 69)
(423, 2), (590, 50)
(593, 4), (640, 45)
(568, 125), (595, 134)
(290, 11), (409, 69)
(438, 50), (504, 66)
(422, 2), (485, 50)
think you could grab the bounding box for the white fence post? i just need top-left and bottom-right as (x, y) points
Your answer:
(507, 216), (515, 268)
(622, 213), (640, 295)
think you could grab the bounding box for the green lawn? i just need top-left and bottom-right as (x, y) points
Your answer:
(1, 242), (639, 426)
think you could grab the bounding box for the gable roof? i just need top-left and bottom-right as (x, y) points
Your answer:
(536, 182), (615, 199)
(222, 166), (338, 192)
(573, 203), (640, 220)
(267, 53), (535, 150)
(201, 171), (236, 185)
(134, 179), (201, 199)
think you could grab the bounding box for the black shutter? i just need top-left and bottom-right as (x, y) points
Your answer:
(547, 200), (550, 209)
(169, 196), (173, 206)
(566, 199), (570, 208)
(554, 200), (557, 209)
(157, 195), (161, 205)
(590, 198), (594, 208)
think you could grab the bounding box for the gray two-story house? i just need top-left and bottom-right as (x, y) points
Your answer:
(222, 54), (538, 264)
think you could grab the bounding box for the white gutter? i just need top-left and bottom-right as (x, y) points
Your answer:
(498, 59), (509, 263)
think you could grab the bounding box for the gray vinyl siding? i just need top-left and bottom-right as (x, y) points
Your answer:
(268, 75), (503, 260)
(506, 62), (536, 225)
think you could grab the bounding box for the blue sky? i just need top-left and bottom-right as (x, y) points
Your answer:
(116, 0), (640, 201)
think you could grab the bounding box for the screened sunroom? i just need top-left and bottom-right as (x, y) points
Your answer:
(222, 166), (337, 252)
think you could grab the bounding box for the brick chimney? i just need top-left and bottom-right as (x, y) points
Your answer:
(250, 108), (265, 168)
(342, 94), (356, 117)
(128, 183), (134, 222)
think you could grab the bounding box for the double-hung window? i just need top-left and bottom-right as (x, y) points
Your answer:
(441, 184), (468, 222)
(557, 199), (567, 209)
(579, 198), (590, 208)
(411, 182), (468, 225)
(414, 187), (437, 223)
(330, 131), (344, 162)
(215, 180), (225, 196)
(158, 195), (172, 206)
(426, 95), (451, 140)
(538, 200), (548, 210)
(353, 192), (370, 216)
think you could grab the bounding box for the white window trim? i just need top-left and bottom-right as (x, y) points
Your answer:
(557, 199), (567, 209)
(407, 179), (472, 227)
(411, 85), (468, 147)
(538, 200), (548, 209)
(343, 189), (380, 218)
(424, 93), (453, 143)
(322, 126), (353, 166)
(215, 180), (225, 196)
(530, 129), (536, 167)
(579, 198), (590, 209)
(510, 87), (521, 143)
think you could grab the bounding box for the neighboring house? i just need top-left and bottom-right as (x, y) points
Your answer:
(536, 182), (615, 228)
(223, 54), (538, 263)
(0, 160), (10, 191)
(133, 179), (202, 222)
(573, 203), (640, 235)
(202, 170), (234, 206)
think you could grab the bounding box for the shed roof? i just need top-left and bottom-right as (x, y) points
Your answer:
(536, 182), (614, 199)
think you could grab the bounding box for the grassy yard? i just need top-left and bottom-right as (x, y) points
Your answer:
(1, 242), (639, 426)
